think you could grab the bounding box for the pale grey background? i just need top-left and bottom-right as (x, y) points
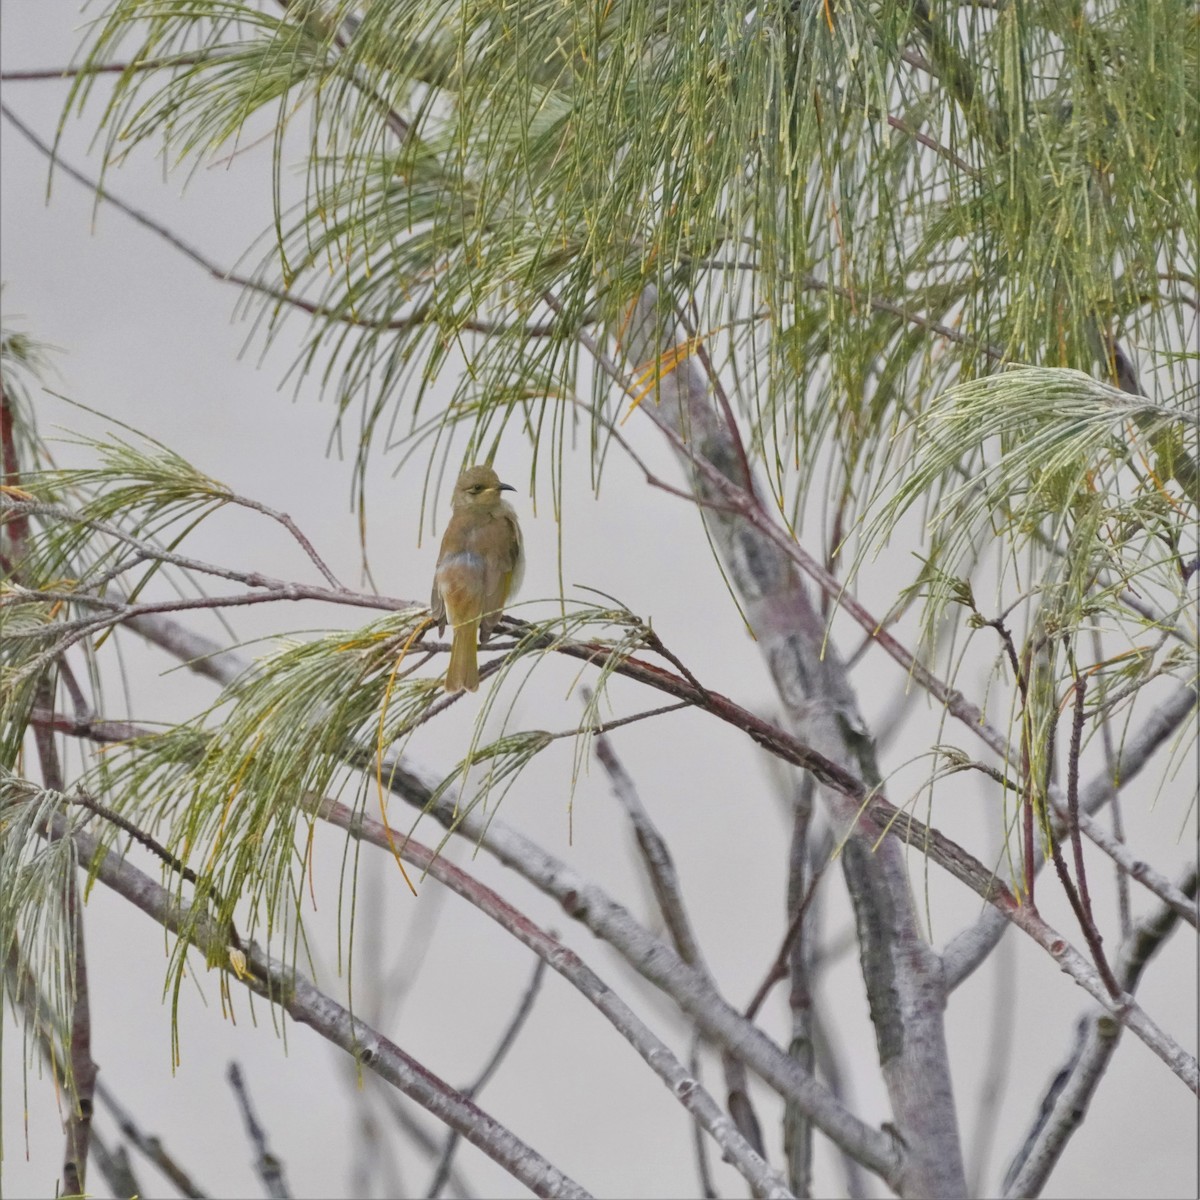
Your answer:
(2, 4), (1196, 1197)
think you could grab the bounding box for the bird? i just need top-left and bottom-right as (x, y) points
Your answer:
(430, 464), (524, 693)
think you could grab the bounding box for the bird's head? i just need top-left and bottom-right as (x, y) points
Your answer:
(451, 464), (515, 511)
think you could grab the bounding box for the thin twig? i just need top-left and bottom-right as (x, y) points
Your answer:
(943, 684), (1199, 987)
(1045, 836), (1121, 1000)
(590, 705), (769, 1164)
(227, 1063), (292, 1200)
(1090, 628), (1131, 939)
(94, 1078), (209, 1199)
(884, 111), (980, 176)
(965, 925), (1016, 1197)
(1, 55), (219, 82)
(220, 492), (347, 590)
(375, 1089), (474, 1200)
(0, 495), (408, 611)
(1001, 865), (1199, 1197)
(0, 104), (562, 340)
(689, 1035), (720, 1200)
(88, 1130), (143, 1200)
(592, 713), (706, 967)
(425, 959), (548, 1199)
(743, 859), (828, 1024)
(542, 700), (691, 743)
(1065, 675), (1096, 929)
(985, 616), (1037, 906)
(687, 260), (1005, 360)
(782, 783), (816, 1199)
(36, 804), (590, 1199)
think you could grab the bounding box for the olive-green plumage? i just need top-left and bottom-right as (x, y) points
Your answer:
(430, 465), (524, 693)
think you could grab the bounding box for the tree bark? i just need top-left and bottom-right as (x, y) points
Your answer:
(618, 290), (967, 1198)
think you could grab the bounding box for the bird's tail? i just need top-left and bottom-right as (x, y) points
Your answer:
(445, 620), (480, 693)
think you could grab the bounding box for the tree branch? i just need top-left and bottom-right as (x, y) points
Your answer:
(592, 714), (769, 1165)
(943, 684), (1199, 987)
(0, 104), (565, 340)
(1001, 864), (1199, 1197)
(368, 758), (904, 1187)
(227, 1062), (291, 1200)
(1, 55), (220, 82)
(32, 805), (594, 1200)
(312, 797), (798, 1200)
(425, 959), (547, 1200)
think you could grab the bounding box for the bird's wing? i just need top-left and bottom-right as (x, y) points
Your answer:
(479, 508), (524, 638)
(433, 511), (489, 633)
(500, 506), (524, 599)
(437, 556), (487, 629)
(430, 577), (446, 632)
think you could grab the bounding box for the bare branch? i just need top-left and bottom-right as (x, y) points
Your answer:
(1, 55), (219, 82)
(375, 1089), (474, 1200)
(94, 1079), (209, 1199)
(1002, 865), (1199, 1197)
(313, 797), (798, 1199)
(425, 959), (548, 1199)
(943, 685), (1199, 987)
(965, 935), (1016, 1197)
(782, 785), (816, 1200)
(591, 710), (768, 1163)
(996, 884), (1197, 1092)
(370, 757), (903, 1186)
(29, 804), (593, 1199)
(0, 495), (406, 609)
(689, 1036), (720, 1200)
(227, 1062), (292, 1200)
(88, 1131), (143, 1200)
(0, 104), (564, 340)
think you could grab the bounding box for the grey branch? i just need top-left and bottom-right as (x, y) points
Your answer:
(314, 797), (798, 1200)
(371, 757), (901, 1188)
(376, 1089), (474, 1200)
(87, 1130), (143, 1200)
(592, 714), (769, 1166)
(94, 1077), (209, 1198)
(1001, 864), (1199, 1198)
(425, 959), (548, 1200)
(227, 1062), (292, 1200)
(37, 808), (594, 1200)
(943, 684), (1199, 987)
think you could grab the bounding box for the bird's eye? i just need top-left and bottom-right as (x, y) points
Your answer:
(470, 485), (484, 494)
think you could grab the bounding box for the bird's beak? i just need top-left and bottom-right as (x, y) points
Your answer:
(498, 482), (516, 492)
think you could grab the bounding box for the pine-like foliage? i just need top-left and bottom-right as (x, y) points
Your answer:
(2, 0), (1195, 1171)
